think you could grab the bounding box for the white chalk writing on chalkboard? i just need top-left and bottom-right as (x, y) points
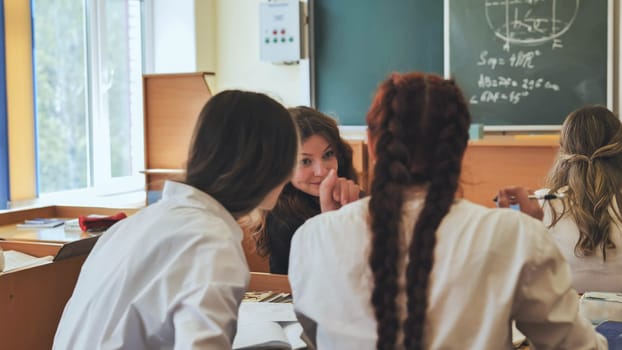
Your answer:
(470, 49), (562, 105)
(478, 50), (541, 69)
(448, 0), (607, 126)
(465, 1), (577, 106)
(485, 0), (580, 51)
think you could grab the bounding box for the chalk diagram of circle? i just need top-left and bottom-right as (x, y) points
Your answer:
(485, 0), (580, 46)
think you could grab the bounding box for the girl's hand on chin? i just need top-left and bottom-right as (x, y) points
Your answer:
(319, 169), (361, 212)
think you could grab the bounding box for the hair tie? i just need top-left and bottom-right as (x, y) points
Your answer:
(590, 142), (622, 161)
(562, 141), (622, 166)
(560, 152), (592, 165)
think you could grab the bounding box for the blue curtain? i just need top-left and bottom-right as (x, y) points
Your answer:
(0, 0), (10, 209)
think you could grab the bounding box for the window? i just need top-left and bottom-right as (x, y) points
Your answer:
(32, 0), (144, 196)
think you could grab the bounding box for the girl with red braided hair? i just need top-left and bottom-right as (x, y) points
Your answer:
(288, 72), (606, 349)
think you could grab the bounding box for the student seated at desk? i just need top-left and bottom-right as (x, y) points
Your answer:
(288, 72), (607, 349)
(497, 105), (622, 293)
(254, 106), (361, 274)
(53, 91), (298, 349)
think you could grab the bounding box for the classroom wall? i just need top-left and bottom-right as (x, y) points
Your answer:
(3, 0), (311, 205)
(0, 0), (8, 209)
(152, 0), (309, 107)
(195, 0), (217, 74)
(3, 0), (36, 201)
(211, 0), (310, 107)
(149, 0), (197, 73)
(3, 2), (622, 204)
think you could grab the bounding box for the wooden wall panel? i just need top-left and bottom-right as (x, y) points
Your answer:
(346, 136), (559, 208)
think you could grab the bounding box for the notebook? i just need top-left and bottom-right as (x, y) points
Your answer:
(233, 321), (305, 350)
(233, 302), (306, 350)
(16, 218), (65, 229)
(1, 250), (54, 273)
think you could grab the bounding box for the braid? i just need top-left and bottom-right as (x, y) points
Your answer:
(367, 73), (470, 350)
(403, 80), (470, 350)
(368, 78), (408, 350)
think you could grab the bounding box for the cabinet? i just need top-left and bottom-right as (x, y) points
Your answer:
(142, 72), (214, 203)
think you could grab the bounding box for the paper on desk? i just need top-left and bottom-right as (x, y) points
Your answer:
(233, 321), (290, 349)
(233, 321), (306, 350)
(238, 302), (298, 324)
(283, 322), (307, 349)
(234, 302), (306, 349)
(63, 218), (82, 232)
(1, 250), (53, 273)
(512, 321), (526, 347)
(583, 292), (622, 303)
(580, 292), (622, 324)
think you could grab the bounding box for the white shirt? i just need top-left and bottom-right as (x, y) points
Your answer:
(538, 189), (622, 293)
(289, 195), (607, 350)
(53, 181), (250, 350)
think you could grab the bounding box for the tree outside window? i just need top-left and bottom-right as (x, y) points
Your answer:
(33, 0), (144, 195)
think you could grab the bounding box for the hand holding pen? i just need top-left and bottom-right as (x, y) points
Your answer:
(495, 186), (544, 221)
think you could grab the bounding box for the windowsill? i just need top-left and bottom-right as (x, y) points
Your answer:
(5, 189), (147, 212)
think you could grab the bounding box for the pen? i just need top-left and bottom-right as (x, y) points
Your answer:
(492, 193), (565, 202)
(528, 193), (566, 200)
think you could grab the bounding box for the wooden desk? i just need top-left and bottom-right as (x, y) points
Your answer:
(249, 272), (291, 293)
(0, 240), (87, 350)
(0, 207), (293, 349)
(0, 203), (273, 274)
(0, 205), (140, 349)
(0, 224), (85, 243)
(0, 205), (139, 243)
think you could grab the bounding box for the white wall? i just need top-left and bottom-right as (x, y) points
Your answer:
(195, 0), (217, 74)
(148, 0), (198, 73)
(211, 0), (309, 107)
(148, 0), (309, 106)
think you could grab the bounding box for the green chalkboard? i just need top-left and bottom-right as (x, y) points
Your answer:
(312, 0), (444, 125)
(447, 0), (609, 128)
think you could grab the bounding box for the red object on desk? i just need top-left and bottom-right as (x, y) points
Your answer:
(78, 212), (127, 232)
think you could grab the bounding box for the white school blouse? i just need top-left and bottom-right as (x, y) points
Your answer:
(537, 189), (622, 293)
(53, 181), (249, 350)
(289, 195), (606, 350)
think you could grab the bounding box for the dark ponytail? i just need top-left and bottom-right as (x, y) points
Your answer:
(366, 73), (471, 349)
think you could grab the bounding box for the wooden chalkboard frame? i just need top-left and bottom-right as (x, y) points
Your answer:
(444, 0), (614, 131)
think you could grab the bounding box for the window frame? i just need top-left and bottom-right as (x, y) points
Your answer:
(33, 0), (146, 201)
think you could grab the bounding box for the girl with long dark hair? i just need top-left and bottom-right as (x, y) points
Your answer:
(54, 91), (299, 349)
